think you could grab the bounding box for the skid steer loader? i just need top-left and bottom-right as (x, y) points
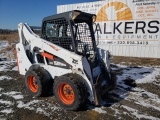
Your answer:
(16, 10), (116, 110)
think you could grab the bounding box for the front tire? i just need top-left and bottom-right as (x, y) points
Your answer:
(53, 74), (87, 110)
(25, 67), (51, 97)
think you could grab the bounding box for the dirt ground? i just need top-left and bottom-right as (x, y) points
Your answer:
(111, 56), (160, 67)
(0, 58), (159, 120)
(0, 39), (160, 120)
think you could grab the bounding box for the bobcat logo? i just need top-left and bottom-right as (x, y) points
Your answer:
(96, 2), (132, 21)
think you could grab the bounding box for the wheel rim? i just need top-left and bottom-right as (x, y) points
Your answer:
(27, 75), (38, 92)
(58, 83), (75, 105)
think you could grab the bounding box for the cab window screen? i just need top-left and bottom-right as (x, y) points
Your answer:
(45, 23), (57, 38)
(43, 18), (73, 51)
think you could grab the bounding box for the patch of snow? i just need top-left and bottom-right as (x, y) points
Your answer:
(35, 103), (59, 117)
(136, 68), (160, 83)
(153, 82), (160, 87)
(12, 95), (23, 100)
(111, 65), (160, 119)
(3, 91), (23, 100)
(127, 88), (160, 111)
(133, 88), (159, 101)
(0, 61), (15, 64)
(115, 64), (128, 68)
(135, 99), (160, 111)
(17, 100), (43, 110)
(36, 107), (50, 117)
(115, 66), (160, 90)
(122, 67), (154, 81)
(0, 88), (3, 91)
(117, 76), (130, 89)
(0, 100), (12, 105)
(0, 41), (16, 63)
(50, 106), (59, 111)
(0, 65), (9, 71)
(36, 107), (45, 112)
(17, 100), (60, 117)
(12, 66), (18, 71)
(113, 108), (121, 115)
(0, 61), (17, 73)
(93, 107), (107, 114)
(3, 91), (21, 95)
(0, 41), (9, 50)
(109, 106), (123, 119)
(111, 64), (127, 70)
(0, 76), (12, 81)
(121, 105), (160, 120)
(0, 109), (13, 114)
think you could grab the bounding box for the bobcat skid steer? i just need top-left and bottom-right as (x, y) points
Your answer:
(16, 10), (116, 110)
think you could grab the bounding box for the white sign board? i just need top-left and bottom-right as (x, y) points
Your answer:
(57, 0), (160, 58)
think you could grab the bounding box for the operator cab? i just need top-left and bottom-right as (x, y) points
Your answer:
(41, 10), (97, 60)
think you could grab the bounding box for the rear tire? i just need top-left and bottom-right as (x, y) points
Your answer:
(53, 74), (87, 110)
(25, 67), (51, 97)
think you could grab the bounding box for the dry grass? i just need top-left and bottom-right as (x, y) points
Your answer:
(0, 44), (15, 53)
(111, 56), (160, 66)
(0, 33), (18, 60)
(0, 33), (19, 43)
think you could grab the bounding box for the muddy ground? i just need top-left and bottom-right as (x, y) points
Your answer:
(0, 56), (160, 120)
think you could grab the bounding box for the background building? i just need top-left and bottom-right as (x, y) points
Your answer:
(57, 0), (160, 58)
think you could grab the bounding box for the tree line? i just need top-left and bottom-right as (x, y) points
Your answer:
(0, 29), (41, 35)
(0, 29), (18, 34)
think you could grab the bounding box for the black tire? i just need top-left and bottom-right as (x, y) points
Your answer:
(53, 73), (87, 110)
(25, 66), (51, 97)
